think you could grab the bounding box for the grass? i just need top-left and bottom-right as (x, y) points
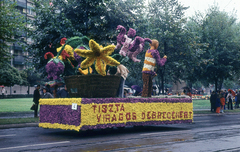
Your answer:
(0, 98), (33, 112)
(193, 99), (211, 109)
(0, 117), (39, 125)
(0, 98), (211, 112)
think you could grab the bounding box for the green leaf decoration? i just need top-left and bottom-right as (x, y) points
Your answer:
(66, 36), (90, 49)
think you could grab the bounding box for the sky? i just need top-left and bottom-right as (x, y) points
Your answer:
(178, 0), (240, 20)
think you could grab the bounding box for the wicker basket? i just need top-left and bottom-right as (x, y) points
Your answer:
(64, 75), (121, 98)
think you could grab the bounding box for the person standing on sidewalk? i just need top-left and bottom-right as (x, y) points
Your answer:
(227, 90), (234, 110)
(220, 90), (225, 113)
(33, 85), (40, 118)
(216, 91), (221, 113)
(210, 91), (217, 112)
(237, 89), (240, 108)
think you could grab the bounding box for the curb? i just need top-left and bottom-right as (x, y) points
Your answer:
(0, 123), (38, 129)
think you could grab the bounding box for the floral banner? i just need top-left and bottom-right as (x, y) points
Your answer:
(39, 98), (193, 131)
(81, 102), (193, 126)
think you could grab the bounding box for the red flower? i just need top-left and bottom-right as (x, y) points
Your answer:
(60, 38), (67, 45)
(61, 50), (70, 60)
(44, 52), (54, 59)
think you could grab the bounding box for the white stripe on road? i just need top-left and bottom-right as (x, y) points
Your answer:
(0, 134), (16, 137)
(0, 141), (70, 151)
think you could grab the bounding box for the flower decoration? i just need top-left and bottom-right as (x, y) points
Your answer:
(60, 37), (67, 45)
(57, 45), (74, 60)
(44, 52), (54, 59)
(74, 39), (120, 76)
(45, 58), (65, 80)
(39, 97), (193, 131)
(78, 67), (93, 75)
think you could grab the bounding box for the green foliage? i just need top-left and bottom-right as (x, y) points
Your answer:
(189, 5), (240, 91)
(28, 0), (144, 75)
(0, 0), (26, 64)
(0, 63), (22, 86)
(140, 0), (193, 93)
(20, 68), (42, 87)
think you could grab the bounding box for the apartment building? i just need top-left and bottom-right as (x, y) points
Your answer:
(10, 0), (35, 70)
(4, 0), (36, 95)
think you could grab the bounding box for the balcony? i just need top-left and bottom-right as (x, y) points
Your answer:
(13, 43), (23, 51)
(13, 56), (25, 65)
(17, 0), (27, 8)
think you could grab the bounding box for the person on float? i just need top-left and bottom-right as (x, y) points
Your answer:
(41, 86), (54, 98)
(141, 39), (167, 97)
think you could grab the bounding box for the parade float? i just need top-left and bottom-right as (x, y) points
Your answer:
(39, 25), (193, 131)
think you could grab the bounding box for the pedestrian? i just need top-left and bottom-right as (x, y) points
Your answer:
(33, 85), (40, 118)
(237, 89), (240, 108)
(220, 90), (225, 113)
(57, 85), (69, 98)
(216, 91), (221, 113)
(226, 90), (234, 110)
(41, 86), (54, 98)
(210, 91), (217, 112)
(224, 90), (227, 110)
(235, 89), (238, 108)
(1, 86), (5, 99)
(141, 39), (167, 97)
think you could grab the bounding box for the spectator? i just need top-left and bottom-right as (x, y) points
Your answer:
(216, 91), (221, 113)
(237, 89), (240, 108)
(210, 91), (217, 112)
(224, 90), (228, 110)
(1, 86), (5, 99)
(57, 85), (69, 98)
(235, 89), (238, 108)
(41, 86), (54, 98)
(220, 90), (225, 113)
(227, 90), (234, 110)
(33, 85), (40, 118)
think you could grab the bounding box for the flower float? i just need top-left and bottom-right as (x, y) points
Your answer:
(74, 39), (120, 76)
(44, 36), (90, 81)
(114, 25), (152, 63)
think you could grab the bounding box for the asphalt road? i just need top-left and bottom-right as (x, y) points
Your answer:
(1, 114), (240, 152)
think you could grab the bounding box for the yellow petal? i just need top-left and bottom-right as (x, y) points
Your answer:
(74, 49), (95, 58)
(95, 57), (106, 76)
(101, 56), (120, 66)
(78, 67), (92, 75)
(89, 39), (101, 55)
(81, 57), (96, 69)
(101, 45), (115, 56)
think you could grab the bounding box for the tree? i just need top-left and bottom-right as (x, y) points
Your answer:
(190, 5), (240, 91)
(0, 0), (26, 64)
(20, 68), (42, 94)
(28, 0), (144, 74)
(144, 0), (192, 94)
(0, 63), (22, 86)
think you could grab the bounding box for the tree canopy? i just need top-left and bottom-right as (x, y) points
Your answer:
(0, 0), (26, 64)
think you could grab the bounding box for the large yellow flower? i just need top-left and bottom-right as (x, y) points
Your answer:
(74, 39), (120, 76)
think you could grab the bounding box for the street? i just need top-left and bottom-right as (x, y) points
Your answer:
(1, 114), (240, 152)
